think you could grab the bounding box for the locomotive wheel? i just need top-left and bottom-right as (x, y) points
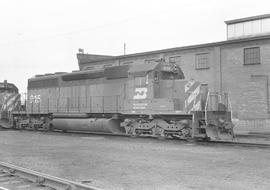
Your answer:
(131, 128), (139, 138)
(42, 123), (51, 131)
(18, 123), (25, 130)
(13, 120), (20, 130)
(157, 127), (166, 140)
(151, 127), (157, 136)
(181, 127), (191, 137)
(27, 122), (35, 131)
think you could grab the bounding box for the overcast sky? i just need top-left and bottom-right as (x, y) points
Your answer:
(0, 0), (270, 92)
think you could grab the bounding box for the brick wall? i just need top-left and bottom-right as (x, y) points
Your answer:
(221, 39), (270, 120)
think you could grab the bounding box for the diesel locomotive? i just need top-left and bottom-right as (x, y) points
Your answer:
(9, 58), (234, 140)
(0, 80), (21, 127)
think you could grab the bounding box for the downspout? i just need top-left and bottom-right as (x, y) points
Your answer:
(219, 47), (223, 93)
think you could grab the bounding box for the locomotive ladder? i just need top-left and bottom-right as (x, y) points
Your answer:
(0, 161), (102, 190)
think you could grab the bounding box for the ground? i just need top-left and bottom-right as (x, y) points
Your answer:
(0, 130), (269, 190)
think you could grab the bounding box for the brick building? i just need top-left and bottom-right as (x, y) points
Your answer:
(77, 14), (270, 132)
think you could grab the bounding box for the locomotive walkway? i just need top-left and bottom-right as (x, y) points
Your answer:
(0, 162), (101, 190)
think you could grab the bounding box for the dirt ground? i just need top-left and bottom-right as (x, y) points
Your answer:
(0, 130), (269, 190)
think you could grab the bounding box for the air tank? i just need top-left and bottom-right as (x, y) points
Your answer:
(52, 118), (125, 134)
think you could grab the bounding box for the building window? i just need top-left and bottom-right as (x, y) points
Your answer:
(244, 47), (260, 65)
(169, 56), (181, 65)
(195, 53), (210, 69)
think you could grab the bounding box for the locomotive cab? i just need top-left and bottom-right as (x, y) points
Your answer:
(121, 59), (193, 138)
(124, 59), (186, 114)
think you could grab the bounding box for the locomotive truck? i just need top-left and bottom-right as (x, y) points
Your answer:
(9, 58), (234, 140)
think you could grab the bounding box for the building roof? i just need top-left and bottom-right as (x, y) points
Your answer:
(225, 13), (270, 25)
(80, 34), (270, 64)
(77, 53), (114, 63)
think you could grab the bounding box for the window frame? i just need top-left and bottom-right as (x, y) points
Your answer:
(195, 53), (210, 70)
(243, 47), (261, 65)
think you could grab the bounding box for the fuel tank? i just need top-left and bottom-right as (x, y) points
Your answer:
(52, 118), (125, 134)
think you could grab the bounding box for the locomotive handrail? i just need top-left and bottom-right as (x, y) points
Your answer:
(26, 95), (122, 114)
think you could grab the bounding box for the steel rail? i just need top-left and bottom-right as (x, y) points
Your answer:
(39, 130), (270, 148)
(236, 134), (270, 139)
(196, 140), (270, 148)
(58, 131), (270, 148)
(0, 161), (102, 190)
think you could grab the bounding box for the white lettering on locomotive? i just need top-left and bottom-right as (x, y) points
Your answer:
(133, 88), (148, 99)
(30, 94), (41, 104)
(133, 103), (148, 109)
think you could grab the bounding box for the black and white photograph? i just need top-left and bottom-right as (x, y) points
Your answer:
(0, 0), (270, 189)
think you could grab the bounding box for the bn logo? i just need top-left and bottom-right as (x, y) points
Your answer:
(133, 88), (148, 99)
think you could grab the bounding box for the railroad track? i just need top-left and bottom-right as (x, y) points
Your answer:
(236, 133), (270, 139)
(61, 131), (270, 149)
(1, 126), (270, 149)
(196, 140), (270, 149)
(0, 162), (102, 190)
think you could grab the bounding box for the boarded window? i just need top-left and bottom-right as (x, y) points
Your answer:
(244, 47), (260, 65)
(195, 53), (210, 69)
